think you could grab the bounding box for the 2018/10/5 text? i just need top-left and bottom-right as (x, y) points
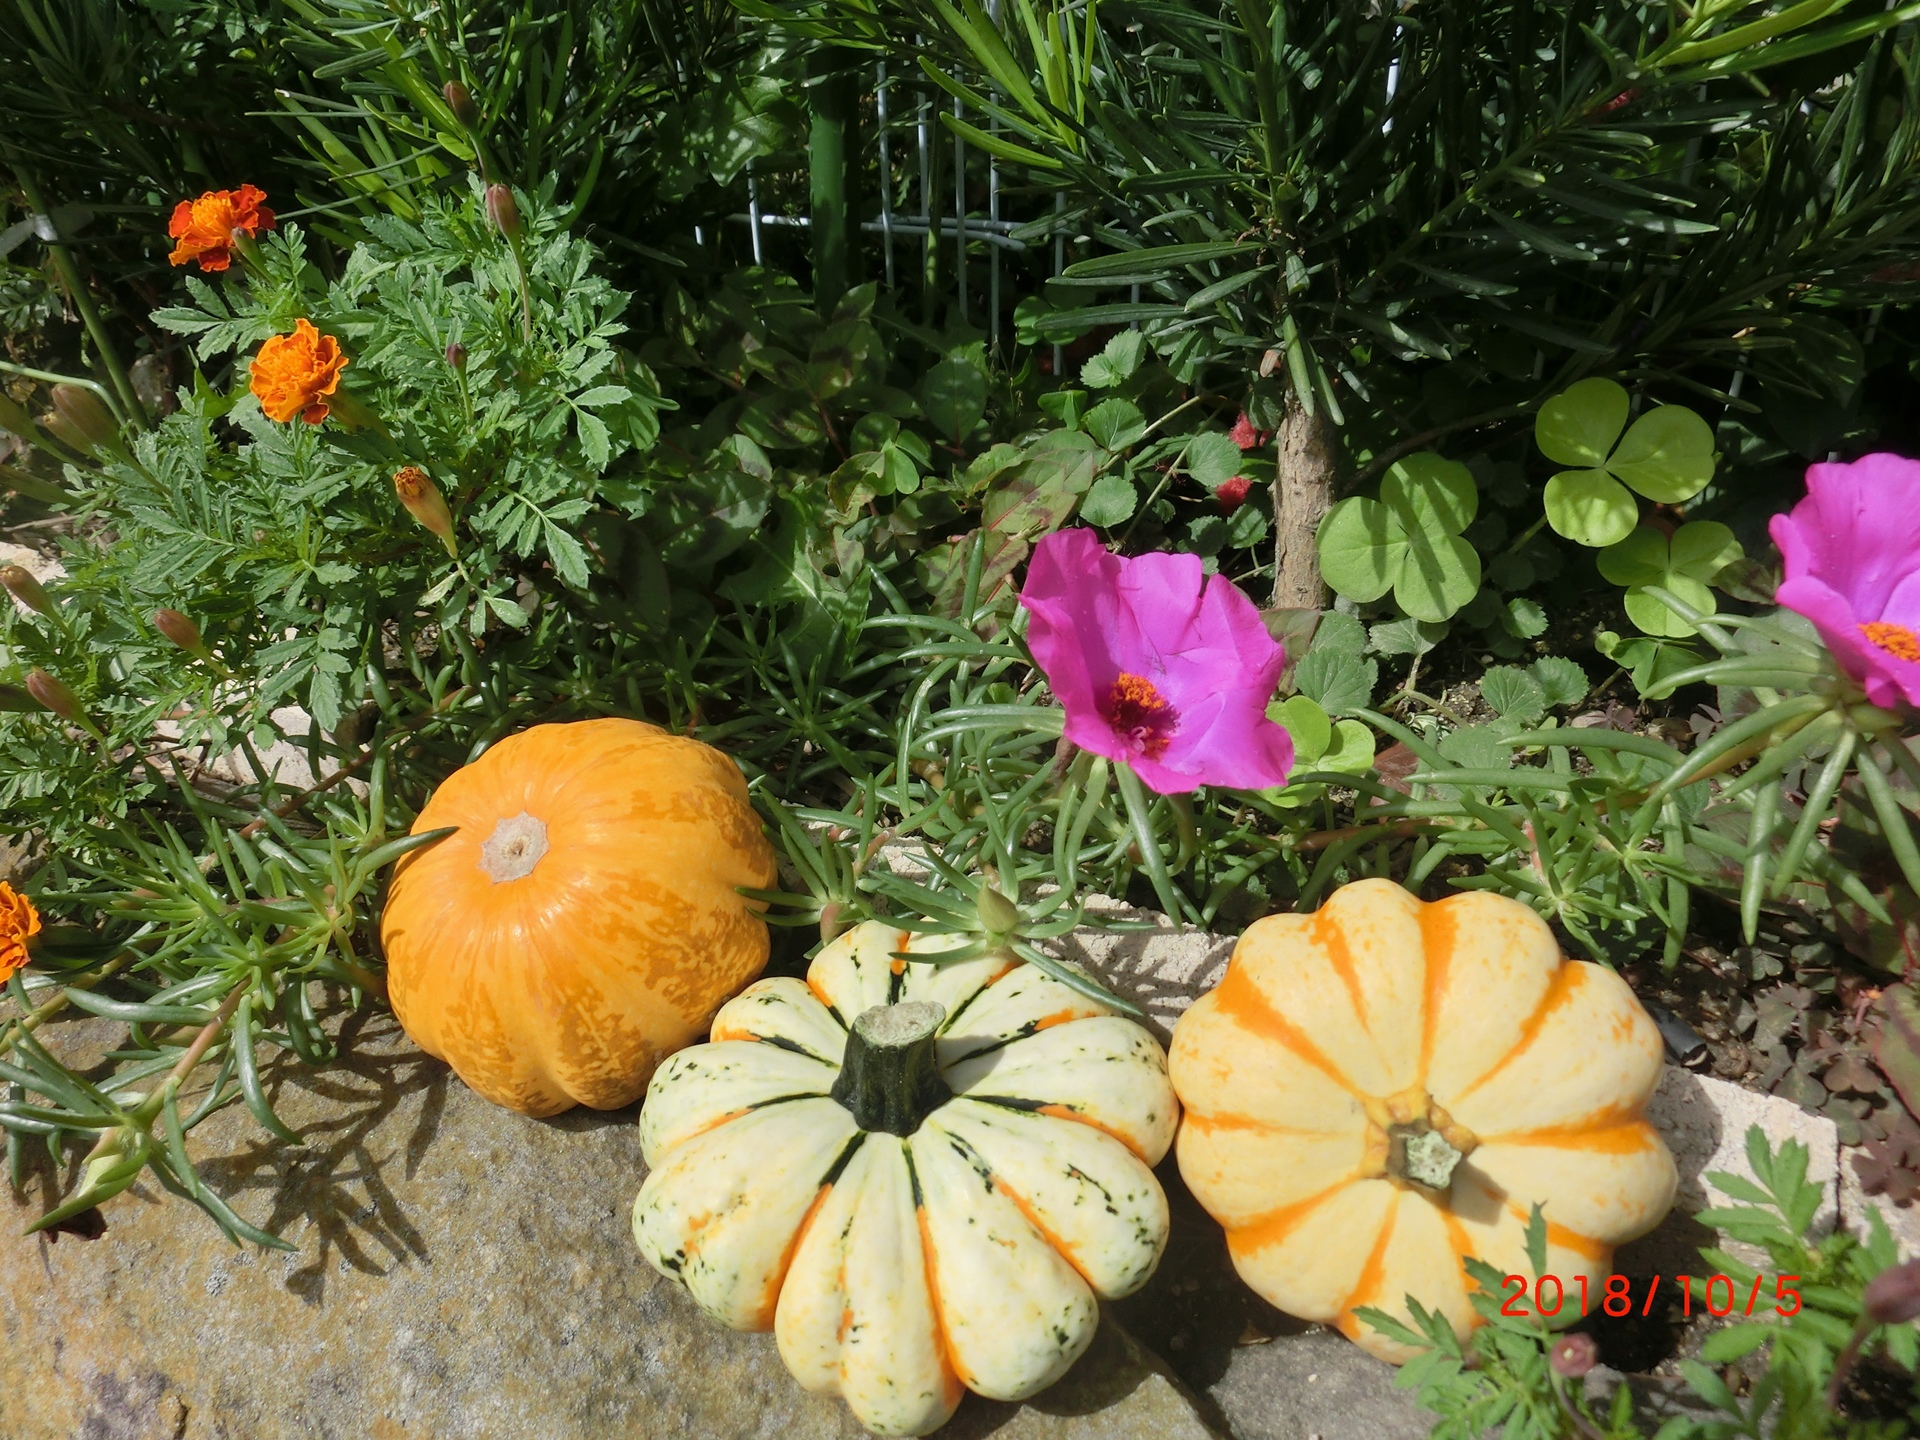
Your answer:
(1500, 1273), (1802, 1319)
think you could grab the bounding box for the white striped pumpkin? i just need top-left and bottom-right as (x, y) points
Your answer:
(1170, 878), (1677, 1363)
(633, 920), (1179, 1436)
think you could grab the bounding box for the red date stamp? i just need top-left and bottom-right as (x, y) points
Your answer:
(1500, 1273), (1802, 1319)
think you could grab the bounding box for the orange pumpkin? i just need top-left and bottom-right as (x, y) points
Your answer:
(1170, 879), (1676, 1362)
(381, 718), (777, 1115)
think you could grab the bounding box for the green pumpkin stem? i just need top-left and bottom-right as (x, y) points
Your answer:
(832, 1001), (952, 1136)
(1389, 1123), (1467, 1192)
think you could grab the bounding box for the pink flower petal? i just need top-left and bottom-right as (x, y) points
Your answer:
(1772, 454), (1920, 710)
(1019, 529), (1294, 793)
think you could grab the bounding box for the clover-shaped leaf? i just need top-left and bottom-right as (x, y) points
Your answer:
(1596, 521), (1743, 637)
(1316, 453), (1482, 623)
(1264, 695), (1375, 805)
(1537, 379), (1717, 548)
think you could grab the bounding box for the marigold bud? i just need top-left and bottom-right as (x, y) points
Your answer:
(1, 564), (53, 616)
(393, 466), (458, 556)
(51, 385), (118, 452)
(152, 608), (205, 654)
(25, 668), (83, 723)
(485, 183), (521, 241)
(445, 340), (468, 371)
(1864, 1260), (1920, 1326)
(39, 408), (89, 454)
(442, 80), (479, 129)
(1549, 1333), (1598, 1379)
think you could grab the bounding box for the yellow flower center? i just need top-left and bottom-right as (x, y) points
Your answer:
(1862, 621), (1920, 664)
(1101, 672), (1177, 759)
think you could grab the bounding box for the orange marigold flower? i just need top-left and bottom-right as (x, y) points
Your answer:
(0, 882), (41, 981)
(250, 319), (349, 425)
(166, 185), (275, 273)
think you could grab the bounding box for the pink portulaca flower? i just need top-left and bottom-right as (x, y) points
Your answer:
(1019, 528), (1294, 794)
(1771, 453), (1920, 711)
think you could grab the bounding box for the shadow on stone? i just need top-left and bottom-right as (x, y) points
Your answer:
(192, 1006), (444, 1298)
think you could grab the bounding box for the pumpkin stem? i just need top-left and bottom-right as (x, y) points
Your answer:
(480, 812), (549, 882)
(831, 1001), (951, 1136)
(1392, 1125), (1467, 1190)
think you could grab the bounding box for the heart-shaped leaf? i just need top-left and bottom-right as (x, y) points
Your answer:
(1598, 522), (1742, 637)
(1536, 378), (1628, 468)
(1268, 694), (1333, 763)
(1318, 454), (1482, 622)
(1536, 379), (1717, 543)
(1380, 453), (1477, 536)
(1394, 532), (1482, 623)
(1317, 496), (1405, 603)
(1610, 406), (1716, 503)
(1544, 468), (1638, 547)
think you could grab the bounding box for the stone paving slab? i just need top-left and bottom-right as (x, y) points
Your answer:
(0, 1009), (1219, 1440)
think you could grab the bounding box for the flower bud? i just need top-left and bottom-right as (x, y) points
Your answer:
(393, 466), (458, 556)
(1, 564), (53, 616)
(25, 668), (83, 723)
(485, 184), (521, 242)
(152, 608), (205, 654)
(1549, 1333), (1598, 1379)
(975, 882), (1021, 937)
(38, 408), (89, 454)
(51, 385), (118, 453)
(445, 339), (468, 371)
(442, 80), (479, 129)
(1864, 1260), (1920, 1326)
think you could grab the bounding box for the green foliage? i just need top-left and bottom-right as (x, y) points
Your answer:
(1538, 380), (1718, 548)
(1598, 523), (1746, 638)
(1319, 454), (1483, 623)
(1368, 1129), (1920, 1440)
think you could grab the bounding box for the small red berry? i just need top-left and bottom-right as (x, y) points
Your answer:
(1215, 476), (1254, 511)
(1228, 413), (1264, 450)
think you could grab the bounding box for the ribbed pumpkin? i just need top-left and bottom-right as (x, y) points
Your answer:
(1170, 878), (1676, 1363)
(633, 920), (1179, 1437)
(381, 718), (776, 1116)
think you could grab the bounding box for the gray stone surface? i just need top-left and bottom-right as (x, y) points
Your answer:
(1203, 1331), (1430, 1440)
(0, 1008), (1218, 1440)
(1645, 1066), (1839, 1233)
(1051, 893), (1233, 1045)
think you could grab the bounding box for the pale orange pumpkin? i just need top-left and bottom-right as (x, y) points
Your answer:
(1170, 878), (1676, 1363)
(381, 718), (777, 1115)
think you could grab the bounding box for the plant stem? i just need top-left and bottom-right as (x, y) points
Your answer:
(5, 158), (145, 425)
(133, 987), (245, 1126)
(1271, 393), (1335, 610)
(1114, 761), (1187, 922)
(0, 953), (137, 1051)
